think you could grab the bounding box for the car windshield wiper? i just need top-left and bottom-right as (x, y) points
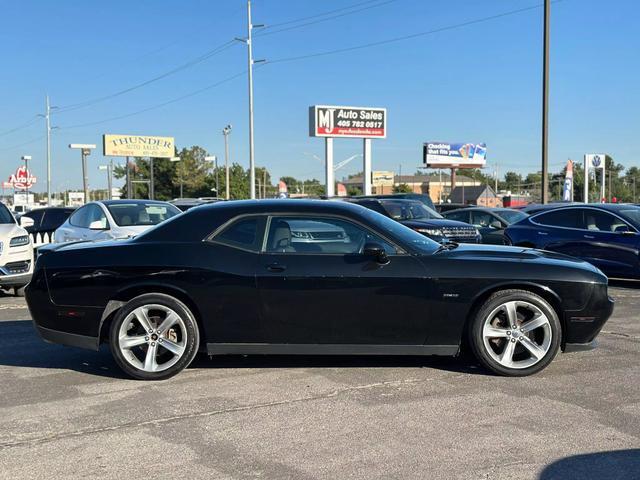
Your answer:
(435, 241), (459, 253)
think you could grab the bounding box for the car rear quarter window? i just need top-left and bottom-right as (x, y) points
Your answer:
(534, 209), (582, 229)
(69, 205), (91, 228)
(42, 210), (72, 230)
(212, 216), (265, 252)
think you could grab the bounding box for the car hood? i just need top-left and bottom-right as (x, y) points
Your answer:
(433, 244), (605, 277)
(0, 223), (27, 240)
(401, 219), (475, 229)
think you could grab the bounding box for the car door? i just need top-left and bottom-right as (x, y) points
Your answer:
(470, 211), (505, 245)
(575, 208), (640, 277)
(256, 214), (432, 346)
(529, 208), (584, 256)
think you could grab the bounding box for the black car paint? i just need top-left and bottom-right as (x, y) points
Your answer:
(27, 200), (613, 357)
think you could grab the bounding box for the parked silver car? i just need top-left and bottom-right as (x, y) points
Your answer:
(54, 200), (181, 243)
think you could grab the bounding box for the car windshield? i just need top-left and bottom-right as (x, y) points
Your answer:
(496, 210), (528, 224)
(106, 203), (181, 227)
(618, 208), (640, 228)
(379, 200), (443, 220)
(358, 207), (440, 254)
(0, 204), (15, 224)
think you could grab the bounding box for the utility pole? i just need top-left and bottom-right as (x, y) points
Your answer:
(45, 95), (52, 206)
(222, 125), (232, 200)
(238, 1), (264, 199)
(494, 162), (498, 193)
(263, 168), (266, 198)
(541, 0), (550, 204)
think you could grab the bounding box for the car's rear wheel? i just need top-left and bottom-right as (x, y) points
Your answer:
(469, 289), (560, 376)
(109, 293), (200, 380)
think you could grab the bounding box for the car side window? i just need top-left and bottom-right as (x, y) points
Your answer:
(265, 216), (397, 255)
(212, 216), (265, 252)
(447, 211), (470, 223)
(471, 211), (495, 228)
(42, 210), (70, 231)
(69, 205), (90, 228)
(534, 209), (582, 229)
(583, 210), (629, 232)
(26, 210), (44, 228)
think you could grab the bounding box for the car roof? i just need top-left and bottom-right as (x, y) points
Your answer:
(100, 199), (173, 206)
(194, 199), (368, 216)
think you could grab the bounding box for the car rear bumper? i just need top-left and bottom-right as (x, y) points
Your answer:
(563, 339), (598, 353)
(33, 323), (99, 351)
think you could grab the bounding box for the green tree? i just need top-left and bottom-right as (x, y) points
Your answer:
(393, 183), (412, 193)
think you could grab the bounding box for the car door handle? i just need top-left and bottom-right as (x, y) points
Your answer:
(537, 231), (548, 236)
(584, 235), (595, 239)
(266, 263), (286, 272)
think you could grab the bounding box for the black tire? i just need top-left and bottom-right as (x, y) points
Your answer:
(468, 289), (561, 377)
(13, 286), (26, 297)
(109, 293), (200, 380)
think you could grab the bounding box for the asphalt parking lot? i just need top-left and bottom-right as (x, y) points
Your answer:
(0, 285), (638, 480)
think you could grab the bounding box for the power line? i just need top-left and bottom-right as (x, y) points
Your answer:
(0, 116), (40, 138)
(264, 0), (384, 29)
(256, 0), (398, 37)
(58, 70), (247, 130)
(0, 134), (46, 152)
(55, 41), (238, 114)
(267, 2), (551, 65)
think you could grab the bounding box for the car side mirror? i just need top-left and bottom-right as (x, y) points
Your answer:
(19, 216), (34, 228)
(89, 220), (107, 230)
(363, 242), (389, 264)
(490, 220), (503, 229)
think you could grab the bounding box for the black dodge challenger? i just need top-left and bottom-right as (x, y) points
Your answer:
(27, 200), (614, 380)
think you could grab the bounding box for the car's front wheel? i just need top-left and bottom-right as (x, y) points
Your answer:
(469, 289), (561, 376)
(109, 293), (200, 380)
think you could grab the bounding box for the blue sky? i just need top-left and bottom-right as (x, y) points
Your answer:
(1, 0), (639, 192)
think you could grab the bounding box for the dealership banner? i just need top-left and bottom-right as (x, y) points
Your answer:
(563, 159), (573, 201)
(309, 105), (386, 138)
(103, 134), (175, 158)
(423, 142), (487, 168)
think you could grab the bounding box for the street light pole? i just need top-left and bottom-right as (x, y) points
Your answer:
(223, 125), (232, 200)
(541, 0), (550, 204)
(69, 144), (96, 204)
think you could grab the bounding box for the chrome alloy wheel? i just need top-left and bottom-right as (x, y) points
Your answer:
(118, 304), (188, 373)
(481, 300), (552, 369)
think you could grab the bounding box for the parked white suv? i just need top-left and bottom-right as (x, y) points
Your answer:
(0, 203), (34, 296)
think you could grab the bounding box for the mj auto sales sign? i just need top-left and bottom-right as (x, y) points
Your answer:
(309, 105), (386, 139)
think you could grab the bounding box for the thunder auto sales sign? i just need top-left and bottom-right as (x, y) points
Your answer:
(309, 105), (386, 138)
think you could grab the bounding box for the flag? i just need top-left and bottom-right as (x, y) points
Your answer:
(562, 160), (573, 201)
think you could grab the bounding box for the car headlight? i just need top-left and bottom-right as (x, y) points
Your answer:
(10, 235), (30, 247)
(414, 228), (444, 237)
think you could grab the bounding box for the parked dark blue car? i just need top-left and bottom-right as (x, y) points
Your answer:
(505, 204), (640, 278)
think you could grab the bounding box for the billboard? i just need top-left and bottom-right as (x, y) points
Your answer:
(309, 105), (386, 138)
(423, 142), (487, 168)
(103, 134), (175, 158)
(372, 171), (395, 187)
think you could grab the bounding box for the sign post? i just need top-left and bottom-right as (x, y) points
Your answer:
(309, 105), (386, 196)
(584, 154), (606, 203)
